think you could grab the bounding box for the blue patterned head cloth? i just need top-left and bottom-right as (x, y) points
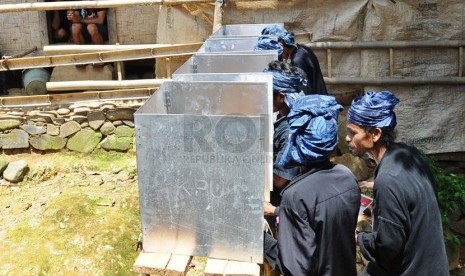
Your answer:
(278, 31), (297, 48)
(261, 24), (286, 36)
(278, 95), (343, 168)
(348, 91), (400, 128)
(254, 37), (283, 58)
(263, 65), (306, 106)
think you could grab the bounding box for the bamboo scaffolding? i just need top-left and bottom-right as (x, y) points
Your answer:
(46, 79), (169, 91)
(324, 77), (465, 85)
(43, 43), (201, 55)
(305, 40), (465, 49)
(212, 0), (223, 34)
(0, 44), (201, 71)
(0, 0), (269, 13)
(0, 87), (156, 108)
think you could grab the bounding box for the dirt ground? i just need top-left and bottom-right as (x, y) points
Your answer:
(0, 150), (464, 275)
(0, 150), (141, 275)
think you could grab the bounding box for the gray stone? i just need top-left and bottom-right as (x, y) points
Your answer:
(113, 120), (123, 126)
(331, 153), (372, 181)
(66, 129), (102, 153)
(100, 136), (133, 152)
(7, 111), (25, 116)
(60, 121), (81, 138)
(0, 119), (21, 131)
(69, 115), (87, 124)
(100, 103), (117, 112)
(88, 110), (106, 130)
(26, 114), (53, 124)
(47, 124), (60, 136)
(115, 125), (134, 138)
(100, 122), (116, 136)
(80, 122), (89, 128)
(105, 108), (134, 121)
(40, 111), (58, 117)
(57, 108), (71, 115)
(3, 160), (29, 183)
(53, 118), (66, 125)
(0, 156), (8, 175)
(30, 134), (66, 151)
(73, 106), (91, 116)
(20, 124), (47, 135)
(122, 120), (135, 127)
(2, 129), (29, 149)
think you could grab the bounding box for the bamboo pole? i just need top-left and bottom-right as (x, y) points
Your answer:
(212, 0), (223, 34)
(323, 77), (465, 85)
(43, 43), (202, 55)
(0, 0), (269, 13)
(1, 88), (156, 108)
(0, 44), (201, 71)
(326, 49), (332, 78)
(389, 48), (394, 77)
(165, 58), (172, 78)
(459, 46), (463, 77)
(304, 40), (465, 49)
(46, 79), (169, 91)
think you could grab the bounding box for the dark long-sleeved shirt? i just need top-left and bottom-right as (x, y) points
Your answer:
(264, 161), (361, 276)
(291, 45), (327, 95)
(358, 143), (449, 275)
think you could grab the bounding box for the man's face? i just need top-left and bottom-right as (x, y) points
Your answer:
(345, 123), (374, 157)
(273, 92), (286, 113)
(279, 42), (291, 60)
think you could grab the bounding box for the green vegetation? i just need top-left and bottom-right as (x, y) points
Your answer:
(425, 155), (465, 245)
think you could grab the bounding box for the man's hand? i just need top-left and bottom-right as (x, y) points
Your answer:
(359, 181), (374, 193)
(264, 201), (277, 216)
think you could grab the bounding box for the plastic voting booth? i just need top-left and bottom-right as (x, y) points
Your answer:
(135, 79), (272, 263)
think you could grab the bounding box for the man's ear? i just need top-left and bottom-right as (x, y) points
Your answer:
(371, 128), (383, 143)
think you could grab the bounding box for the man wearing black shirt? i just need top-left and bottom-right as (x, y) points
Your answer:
(346, 91), (448, 275)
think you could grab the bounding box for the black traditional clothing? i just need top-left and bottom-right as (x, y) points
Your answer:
(358, 143), (449, 275)
(265, 162), (361, 276)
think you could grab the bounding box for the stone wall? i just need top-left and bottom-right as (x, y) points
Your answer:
(0, 100), (144, 153)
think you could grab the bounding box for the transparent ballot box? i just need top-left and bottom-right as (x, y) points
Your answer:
(134, 80), (272, 263)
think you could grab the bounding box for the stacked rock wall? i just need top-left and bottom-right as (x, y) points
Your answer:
(0, 100), (144, 153)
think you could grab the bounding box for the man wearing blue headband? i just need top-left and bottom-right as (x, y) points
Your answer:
(264, 95), (361, 276)
(278, 31), (327, 95)
(346, 91), (448, 275)
(262, 61), (306, 222)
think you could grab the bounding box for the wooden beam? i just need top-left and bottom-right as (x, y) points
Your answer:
(0, 0), (270, 13)
(43, 43), (202, 55)
(324, 76), (465, 85)
(0, 44), (202, 71)
(304, 40), (465, 49)
(46, 79), (169, 91)
(212, 0), (223, 34)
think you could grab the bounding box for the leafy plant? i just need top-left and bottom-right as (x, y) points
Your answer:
(424, 154), (465, 245)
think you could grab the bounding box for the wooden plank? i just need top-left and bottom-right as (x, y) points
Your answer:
(0, 45), (201, 72)
(133, 252), (171, 275)
(46, 79), (169, 92)
(224, 260), (260, 276)
(204, 258), (228, 276)
(43, 43), (203, 55)
(0, 0), (270, 13)
(165, 255), (191, 276)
